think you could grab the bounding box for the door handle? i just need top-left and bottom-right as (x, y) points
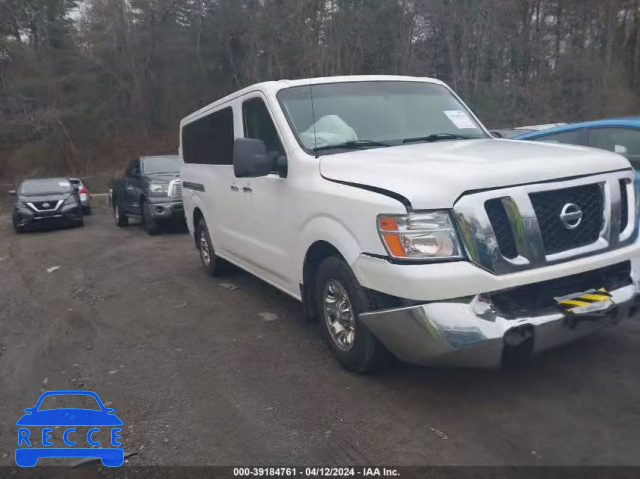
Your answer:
(243, 187), (253, 193)
(230, 185), (239, 191)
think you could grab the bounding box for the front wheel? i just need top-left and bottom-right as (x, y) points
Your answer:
(113, 200), (128, 227)
(12, 217), (24, 234)
(315, 256), (391, 373)
(141, 201), (160, 235)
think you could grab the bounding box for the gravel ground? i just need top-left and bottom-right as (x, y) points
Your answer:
(1, 205), (640, 468)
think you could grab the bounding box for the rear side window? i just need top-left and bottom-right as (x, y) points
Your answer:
(531, 130), (583, 146)
(182, 107), (234, 165)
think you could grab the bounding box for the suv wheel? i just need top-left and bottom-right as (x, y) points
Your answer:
(114, 201), (128, 227)
(12, 217), (23, 234)
(141, 201), (160, 235)
(196, 218), (227, 276)
(315, 256), (391, 373)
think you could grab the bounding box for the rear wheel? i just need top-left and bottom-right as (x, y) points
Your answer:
(141, 201), (161, 235)
(315, 256), (391, 373)
(196, 218), (227, 276)
(113, 199), (128, 227)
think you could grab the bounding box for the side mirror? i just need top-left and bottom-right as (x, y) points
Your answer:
(9, 190), (16, 197)
(276, 155), (288, 178)
(233, 138), (274, 178)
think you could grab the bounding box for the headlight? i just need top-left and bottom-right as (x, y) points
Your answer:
(377, 211), (463, 260)
(150, 183), (169, 194)
(63, 196), (77, 206)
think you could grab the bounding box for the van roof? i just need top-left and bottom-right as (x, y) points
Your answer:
(180, 75), (446, 126)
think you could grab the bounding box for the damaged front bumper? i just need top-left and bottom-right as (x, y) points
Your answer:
(360, 262), (640, 368)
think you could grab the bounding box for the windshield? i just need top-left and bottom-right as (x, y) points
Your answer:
(142, 156), (182, 175)
(37, 394), (101, 411)
(19, 179), (72, 195)
(277, 81), (488, 154)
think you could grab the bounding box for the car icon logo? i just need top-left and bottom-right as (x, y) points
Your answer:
(15, 390), (124, 467)
(42, 203), (50, 209)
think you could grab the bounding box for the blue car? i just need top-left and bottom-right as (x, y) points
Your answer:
(513, 117), (640, 188)
(15, 390), (124, 467)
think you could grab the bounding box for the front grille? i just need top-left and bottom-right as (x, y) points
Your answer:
(485, 199), (518, 259)
(33, 201), (58, 211)
(490, 261), (631, 317)
(620, 180), (629, 232)
(529, 184), (603, 254)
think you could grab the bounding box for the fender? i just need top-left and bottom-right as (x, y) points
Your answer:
(296, 214), (364, 285)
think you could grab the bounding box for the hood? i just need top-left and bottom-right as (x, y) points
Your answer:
(319, 139), (632, 209)
(18, 192), (72, 203)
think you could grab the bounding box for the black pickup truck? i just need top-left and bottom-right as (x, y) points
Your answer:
(111, 155), (184, 234)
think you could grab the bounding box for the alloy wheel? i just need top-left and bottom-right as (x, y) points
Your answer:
(322, 280), (356, 351)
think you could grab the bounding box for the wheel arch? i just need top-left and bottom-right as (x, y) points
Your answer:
(193, 207), (204, 247)
(301, 240), (348, 321)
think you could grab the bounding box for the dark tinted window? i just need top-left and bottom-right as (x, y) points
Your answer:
(531, 130), (583, 146)
(19, 179), (73, 195)
(126, 159), (140, 176)
(182, 107), (234, 165)
(243, 98), (285, 156)
(588, 127), (640, 165)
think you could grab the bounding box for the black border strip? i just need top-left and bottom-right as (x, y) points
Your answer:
(322, 177), (412, 210)
(183, 182), (205, 192)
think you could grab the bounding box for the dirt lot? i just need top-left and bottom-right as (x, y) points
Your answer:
(1, 205), (640, 467)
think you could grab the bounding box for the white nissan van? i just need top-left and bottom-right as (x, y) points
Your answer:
(179, 75), (639, 372)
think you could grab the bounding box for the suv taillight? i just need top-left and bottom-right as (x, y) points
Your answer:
(79, 188), (88, 194)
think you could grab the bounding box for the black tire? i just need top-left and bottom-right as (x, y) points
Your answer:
(314, 256), (391, 373)
(113, 199), (128, 227)
(141, 201), (161, 235)
(83, 206), (92, 215)
(195, 218), (227, 276)
(77, 219), (85, 227)
(13, 219), (24, 234)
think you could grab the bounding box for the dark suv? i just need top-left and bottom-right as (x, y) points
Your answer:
(111, 155), (184, 235)
(11, 178), (84, 233)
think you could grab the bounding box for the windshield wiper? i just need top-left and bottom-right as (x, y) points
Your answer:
(312, 139), (391, 153)
(402, 133), (475, 144)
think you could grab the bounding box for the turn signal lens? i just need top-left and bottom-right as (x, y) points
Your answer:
(378, 212), (463, 260)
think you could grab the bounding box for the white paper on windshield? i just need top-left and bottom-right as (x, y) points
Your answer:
(443, 110), (477, 129)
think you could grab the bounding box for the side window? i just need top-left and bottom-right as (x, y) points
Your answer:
(126, 159), (140, 177)
(242, 98), (285, 157)
(532, 130), (583, 146)
(588, 128), (640, 163)
(182, 107), (235, 165)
